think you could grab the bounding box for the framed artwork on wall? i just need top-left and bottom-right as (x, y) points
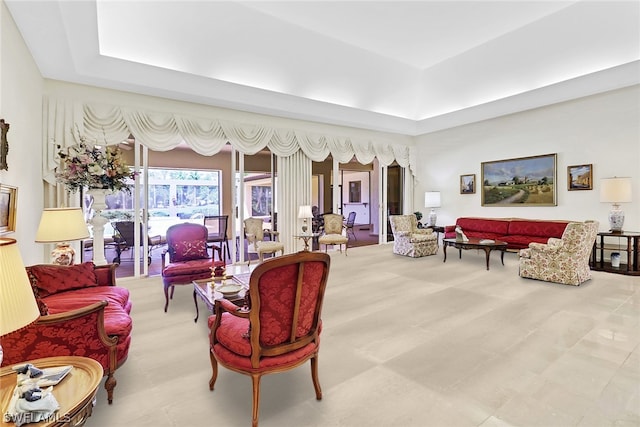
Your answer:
(0, 184), (17, 234)
(349, 181), (361, 203)
(460, 174), (476, 194)
(567, 164), (593, 191)
(251, 185), (271, 216)
(481, 153), (557, 206)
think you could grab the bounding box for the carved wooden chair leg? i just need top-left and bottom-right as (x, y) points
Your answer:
(105, 372), (117, 404)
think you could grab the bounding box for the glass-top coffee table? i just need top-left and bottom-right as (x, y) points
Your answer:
(192, 272), (251, 323)
(442, 238), (508, 270)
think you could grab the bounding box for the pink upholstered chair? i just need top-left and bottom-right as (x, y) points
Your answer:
(161, 223), (213, 312)
(208, 251), (331, 427)
(519, 220), (599, 285)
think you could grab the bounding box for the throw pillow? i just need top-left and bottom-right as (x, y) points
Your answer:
(26, 269), (48, 316)
(170, 240), (209, 262)
(29, 262), (98, 297)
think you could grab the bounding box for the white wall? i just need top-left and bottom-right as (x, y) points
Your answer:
(413, 86), (640, 233)
(341, 170), (370, 225)
(0, 0), (44, 265)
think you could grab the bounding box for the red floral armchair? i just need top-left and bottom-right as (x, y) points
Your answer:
(208, 251), (331, 427)
(162, 222), (214, 312)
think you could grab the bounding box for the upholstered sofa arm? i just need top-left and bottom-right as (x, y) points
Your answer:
(94, 263), (117, 286)
(0, 301), (117, 372)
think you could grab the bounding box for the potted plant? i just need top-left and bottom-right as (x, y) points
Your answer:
(414, 211), (423, 228)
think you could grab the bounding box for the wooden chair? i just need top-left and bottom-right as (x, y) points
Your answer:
(161, 223), (213, 312)
(318, 213), (349, 254)
(244, 217), (284, 265)
(344, 211), (357, 240)
(208, 251), (331, 427)
(112, 221), (163, 265)
(204, 215), (230, 262)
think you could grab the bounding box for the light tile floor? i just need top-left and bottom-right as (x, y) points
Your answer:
(89, 244), (639, 427)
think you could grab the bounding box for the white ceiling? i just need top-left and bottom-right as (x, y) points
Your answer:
(5, 1), (640, 135)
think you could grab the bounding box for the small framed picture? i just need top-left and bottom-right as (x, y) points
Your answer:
(0, 184), (17, 234)
(460, 174), (476, 194)
(567, 164), (593, 191)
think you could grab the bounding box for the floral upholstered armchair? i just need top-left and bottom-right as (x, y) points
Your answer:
(389, 214), (438, 258)
(519, 220), (599, 286)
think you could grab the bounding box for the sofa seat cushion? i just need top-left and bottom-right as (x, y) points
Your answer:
(43, 287), (133, 338)
(456, 218), (510, 234)
(162, 258), (212, 277)
(29, 262), (98, 297)
(500, 235), (550, 250)
(508, 220), (567, 239)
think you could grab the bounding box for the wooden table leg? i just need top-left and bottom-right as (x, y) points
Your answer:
(193, 289), (199, 323)
(483, 247), (491, 270)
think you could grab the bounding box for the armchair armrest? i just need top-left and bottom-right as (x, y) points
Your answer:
(414, 228), (434, 236)
(215, 298), (250, 317)
(1, 301), (117, 374)
(264, 230), (280, 241)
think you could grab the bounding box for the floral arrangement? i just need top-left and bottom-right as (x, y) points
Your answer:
(56, 137), (135, 193)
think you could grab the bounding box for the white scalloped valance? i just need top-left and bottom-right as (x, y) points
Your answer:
(43, 97), (415, 184)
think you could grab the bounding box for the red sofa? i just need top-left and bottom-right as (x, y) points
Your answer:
(444, 217), (569, 250)
(0, 262), (132, 404)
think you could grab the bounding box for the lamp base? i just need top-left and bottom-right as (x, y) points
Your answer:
(608, 204), (625, 233)
(51, 242), (75, 265)
(428, 209), (437, 227)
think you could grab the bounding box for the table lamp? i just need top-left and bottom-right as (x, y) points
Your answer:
(600, 177), (632, 233)
(0, 238), (41, 365)
(424, 191), (441, 227)
(35, 207), (90, 265)
(298, 205), (314, 233)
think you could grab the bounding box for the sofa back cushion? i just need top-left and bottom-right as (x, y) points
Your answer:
(456, 217), (510, 235)
(27, 262), (98, 298)
(508, 220), (568, 239)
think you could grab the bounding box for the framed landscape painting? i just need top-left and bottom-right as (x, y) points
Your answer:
(481, 153), (557, 206)
(567, 164), (593, 190)
(460, 174), (476, 194)
(0, 184), (17, 234)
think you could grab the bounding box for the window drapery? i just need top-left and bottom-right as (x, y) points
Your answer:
(43, 97), (415, 186)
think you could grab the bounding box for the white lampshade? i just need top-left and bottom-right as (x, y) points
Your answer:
(424, 191), (441, 208)
(36, 207), (90, 265)
(600, 177), (633, 232)
(0, 238), (40, 364)
(35, 207), (90, 242)
(600, 177), (632, 203)
(298, 205), (314, 219)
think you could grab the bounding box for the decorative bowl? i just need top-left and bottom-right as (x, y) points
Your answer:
(217, 284), (242, 297)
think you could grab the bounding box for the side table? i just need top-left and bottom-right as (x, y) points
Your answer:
(294, 233), (320, 251)
(0, 356), (102, 427)
(590, 231), (640, 276)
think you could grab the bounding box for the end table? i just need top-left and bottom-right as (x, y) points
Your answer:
(0, 356), (102, 427)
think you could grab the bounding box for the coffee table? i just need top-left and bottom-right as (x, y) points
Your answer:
(0, 356), (102, 427)
(192, 274), (250, 323)
(443, 238), (508, 270)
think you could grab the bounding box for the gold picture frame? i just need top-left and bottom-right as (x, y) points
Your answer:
(0, 184), (17, 234)
(460, 174), (476, 194)
(567, 164), (593, 191)
(481, 153), (557, 206)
